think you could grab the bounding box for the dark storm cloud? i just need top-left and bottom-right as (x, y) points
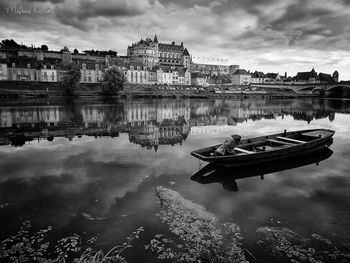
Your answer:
(55, 0), (148, 30)
(24, 0), (65, 3)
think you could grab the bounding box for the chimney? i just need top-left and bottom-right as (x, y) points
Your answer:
(181, 42), (183, 47)
(285, 72), (287, 78)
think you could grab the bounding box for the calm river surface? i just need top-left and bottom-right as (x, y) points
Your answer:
(0, 97), (349, 262)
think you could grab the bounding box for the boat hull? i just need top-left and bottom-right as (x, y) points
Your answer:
(190, 129), (334, 166)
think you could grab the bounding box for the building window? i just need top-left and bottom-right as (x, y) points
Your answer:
(84, 76), (87, 82)
(137, 66), (140, 71)
(88, 76), (91, 82)
(12, 63), (15, 68)
(95, 64), (99, 71)
(43, 65), (47, 70)
(130, 66), (134, 71)
(82, 63), (86, 70)
(144, 67), (147, 71)
(51, 65), (54, 70)
(51, 72), (55, 81)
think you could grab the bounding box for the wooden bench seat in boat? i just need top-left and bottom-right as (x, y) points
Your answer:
(234, 147), (255, 154)
(266, 139), (297, 146)
(276, 136), (306, 144)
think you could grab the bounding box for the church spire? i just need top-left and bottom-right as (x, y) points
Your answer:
(154, 34), (158, 43)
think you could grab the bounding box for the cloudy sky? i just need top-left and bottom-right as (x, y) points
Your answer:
(1, 0), (350, 79)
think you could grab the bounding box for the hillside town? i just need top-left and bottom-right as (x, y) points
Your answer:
(0, 36), (340, 87)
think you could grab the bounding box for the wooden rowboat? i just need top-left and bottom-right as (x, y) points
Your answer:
(191, 147), (334, 192)
(190, 129), (335, 165)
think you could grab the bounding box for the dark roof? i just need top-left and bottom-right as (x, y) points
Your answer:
(317, 73), (334, 83)
(265, 73), (279, 79)
(158, 65), (172, 72)
(159, 43), (183, 51)
(252, 71), (265, 78)
(295, 68), (317, 81)
(233, 69), (249, 75)
(183, 48), (190, 56)
(154, 34), (158, 43)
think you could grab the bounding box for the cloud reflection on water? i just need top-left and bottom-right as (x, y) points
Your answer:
(0, 98), (349, 254)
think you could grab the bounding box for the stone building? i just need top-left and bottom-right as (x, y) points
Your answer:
(264, 73), (282, 83)
(251, 71), (265, 84)
(191, 72), (207, 86)
(79, 62), (104, 83)
(114, 62), (150, 85)
(127, 35), (191, 69)
(7, 58), (39, 81)
(295, 68), (318, 83)
(127, 36), (159, 67)
(294, 69), (339, 84)
(190, 63), (239, 76)
(39, 63), (58, 82)
(231, 69), (251, 85)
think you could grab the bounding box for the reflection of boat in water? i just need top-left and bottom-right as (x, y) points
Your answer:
(191, 129), (334, 165)
(191, 147), (334, 192)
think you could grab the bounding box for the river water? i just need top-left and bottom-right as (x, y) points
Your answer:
(0, 97), (349, 262)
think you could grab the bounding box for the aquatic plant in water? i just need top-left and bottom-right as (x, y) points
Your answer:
(0, 220), (143, 263)
(257, 226), (350, 263)
(146, 186), (247, 263)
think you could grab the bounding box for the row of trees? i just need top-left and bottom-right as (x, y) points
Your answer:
(62, 63), (126, 95)
(1, 39), (48, 51)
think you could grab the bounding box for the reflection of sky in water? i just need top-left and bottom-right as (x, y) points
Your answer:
(0, 99), (350, 262)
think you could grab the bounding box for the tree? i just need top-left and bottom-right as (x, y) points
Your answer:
(102, 66), (126, 94)
(73, 48), (79, 54)
(1, 39), (21, 49)
(61, 46), (69, 52)
(62, 62), (81, 94)
(41, 44), (48, 51)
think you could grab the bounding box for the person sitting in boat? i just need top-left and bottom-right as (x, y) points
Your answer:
(212, 134), (241, 156)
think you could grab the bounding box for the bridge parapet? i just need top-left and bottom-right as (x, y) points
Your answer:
(250, 83), (348, 94)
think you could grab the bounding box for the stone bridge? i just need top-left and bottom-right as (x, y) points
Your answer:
(251, 83), (350, 97)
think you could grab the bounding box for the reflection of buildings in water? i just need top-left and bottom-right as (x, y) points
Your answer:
(0, 105), (125, 146)
(0, 98), (343, 148)
(0, 107), (61, 128)
(125, 100), (191, 151)
(81, 106), (105, 128)
(129, 122), (160, 151)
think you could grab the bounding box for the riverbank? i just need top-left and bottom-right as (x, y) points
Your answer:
(0, 81), (315, 99)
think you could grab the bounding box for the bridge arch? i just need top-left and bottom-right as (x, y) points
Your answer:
(326, 85), (350, 98)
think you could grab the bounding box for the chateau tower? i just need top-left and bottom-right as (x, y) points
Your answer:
(333, 70), (339, 82)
